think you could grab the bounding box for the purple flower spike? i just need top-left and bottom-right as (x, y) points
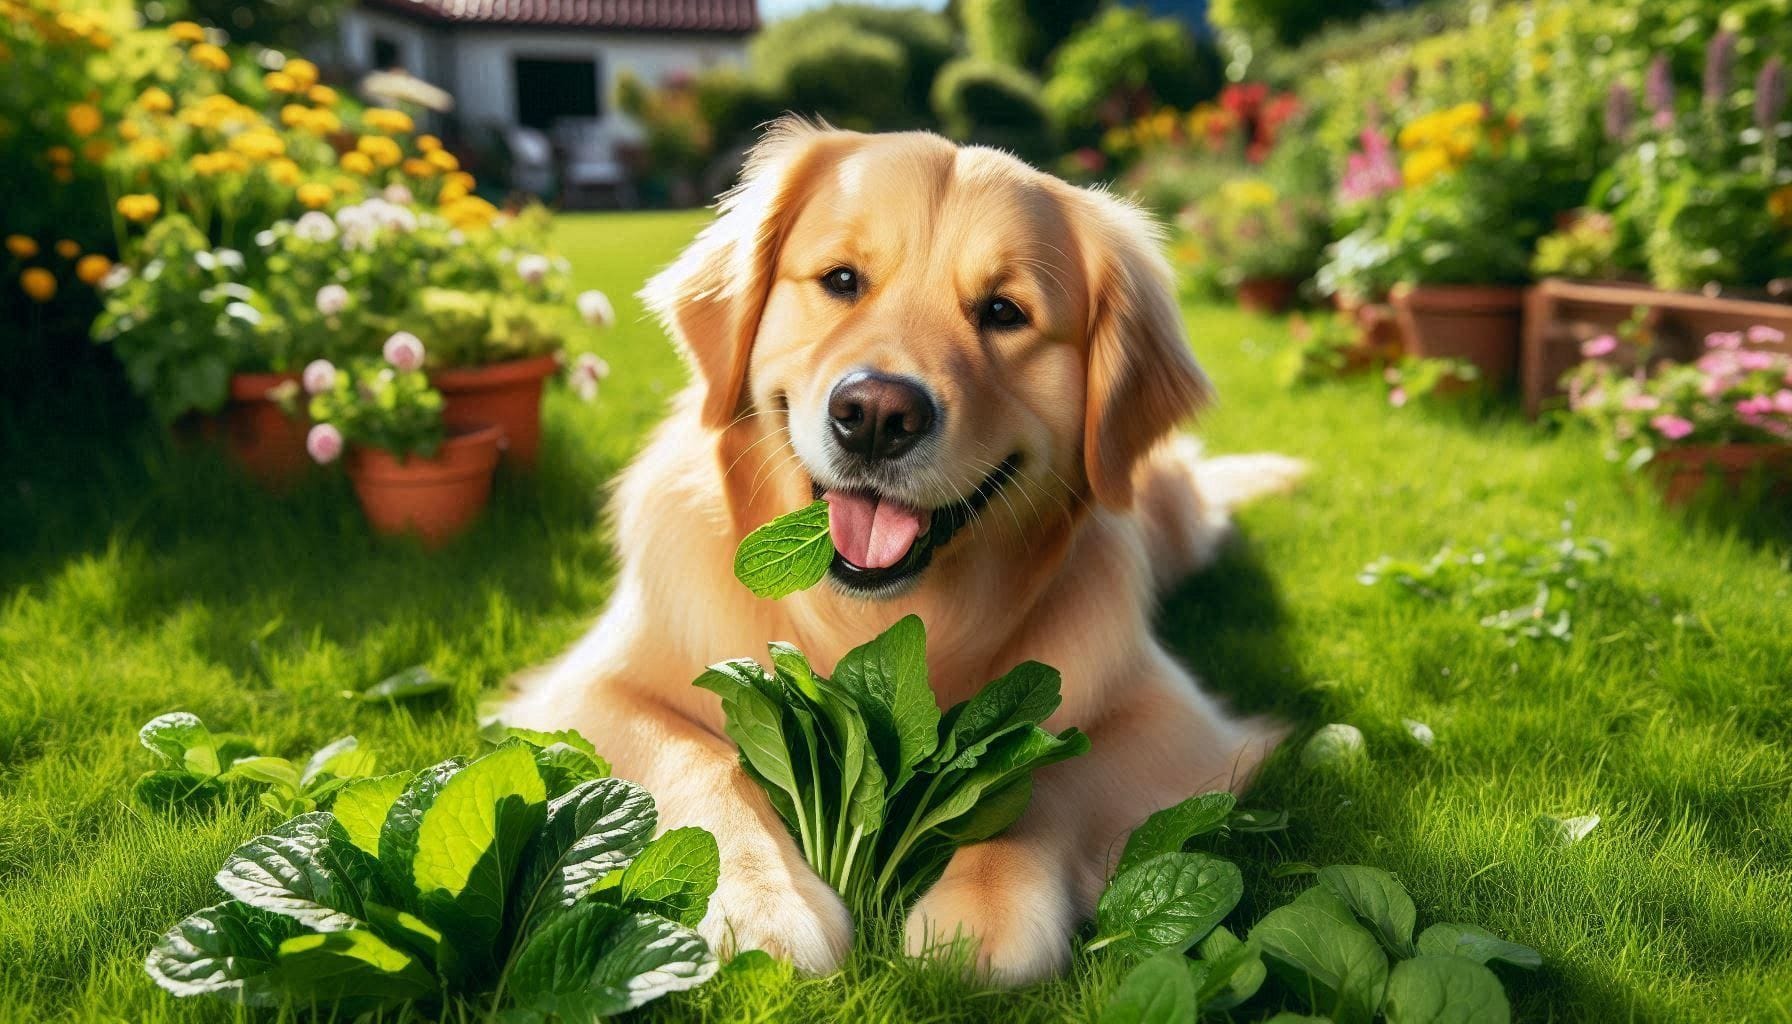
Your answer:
(1757, 57), (1787, 134)
(1605, 83), (1635, 141)
(1646, 54), (1675, 115)
(1704, 32), (1737, 109)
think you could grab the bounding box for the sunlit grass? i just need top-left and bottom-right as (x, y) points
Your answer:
(1, 211), (1789, 1021)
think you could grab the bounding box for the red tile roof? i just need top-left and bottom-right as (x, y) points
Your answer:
(361, 0), (758, 33)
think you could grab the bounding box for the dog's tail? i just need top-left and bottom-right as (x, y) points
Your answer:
(1135, 437), (1308, 591)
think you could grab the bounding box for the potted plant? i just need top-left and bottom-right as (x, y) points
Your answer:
(1565, 325), (1792, 505)
(1178, 174), (1328, 314)
(300, 334), (503, 546)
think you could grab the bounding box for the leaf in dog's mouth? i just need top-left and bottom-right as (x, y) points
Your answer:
(734, 500), (833, 599)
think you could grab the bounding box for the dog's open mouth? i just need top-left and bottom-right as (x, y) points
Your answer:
(814, 455), (1020, 594)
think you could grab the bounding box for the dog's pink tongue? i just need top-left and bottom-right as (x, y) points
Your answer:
(825, 490), (924, 570)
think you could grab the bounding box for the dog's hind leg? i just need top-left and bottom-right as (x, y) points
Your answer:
(1133, 435), (1307, 590)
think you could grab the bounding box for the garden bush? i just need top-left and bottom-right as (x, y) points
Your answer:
(959, 0), (1102, 72)
(748, 5), (955, 131)
(929, 57), (1054, 161)
(1043, 7), (1220, 149)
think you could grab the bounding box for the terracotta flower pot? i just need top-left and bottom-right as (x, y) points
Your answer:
(219, 371), (309, 486)
(1649, 444), (1792, 506)
(1391, 284), (1525, 389)
(1236, 276), (1300, 315)
(346, 426), (504, 546)
(431, 354), (558, 467)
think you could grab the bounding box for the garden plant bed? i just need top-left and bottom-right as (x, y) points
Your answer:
(1522, 278), (1792, 418)
(3, 214), (1791, 1022)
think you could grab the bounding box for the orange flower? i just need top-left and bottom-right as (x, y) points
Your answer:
(355, 135), (402, 168)
(5, 235), (38, 259)
(416, 134), (442, 153)
(117, 193), (161, 222)
(66, 103), (102, 137)
(307, 85), (338, 106)
(425, 148), (458, 173)
(1771, 185), (1792, 227)
(168, 20), (205, 43)
(296, 182), (334, 208)
(76, 253), (111, 285)
(20, 267), (56, 302)
(47, 145), (73, 166)
(118, 120), (142, 141)
(55, 239), (80, 259)
(401, 157), (435, 178)
(137, 86), (175, 113)
(81, 139), (112, 162)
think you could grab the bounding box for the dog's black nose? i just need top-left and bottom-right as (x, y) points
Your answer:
(828, 371), (936, 460)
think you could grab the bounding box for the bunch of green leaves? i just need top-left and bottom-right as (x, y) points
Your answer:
(145, 729), (722, 1019)
(306, 358), (445, 460)
(1095, 806), (1541, 1024)
(696, 615), (1089, 913)
(1358, 515), (1612, 642)
(733, 499), (833, 599)
(133, 712), (378, 814)
(1278, 313), (1372, 388)
(1382, 355), (1481, 405)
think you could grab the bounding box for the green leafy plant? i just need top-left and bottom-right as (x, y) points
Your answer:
(1358, 516), (1612, 642)
(348, 664), (453, 703)
(1177, 175), (1330, 288)
(1278, 313), (1373, 388)
(133, 712), (378, 814)
(1383, 356), (1481, 407)
(733, 500), (833, 599)
(697, 615), (1089, 912)
(145, 732), (720, 1018)
(1096, 841), (1541, 1024)
(301, 351), (445, 461)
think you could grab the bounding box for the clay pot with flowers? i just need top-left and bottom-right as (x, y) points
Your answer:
(421, 243), (616, 467)
(301, 334), (502, 546)
(1565, 325), (1792, 505)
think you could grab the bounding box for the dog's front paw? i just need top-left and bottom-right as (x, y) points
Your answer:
(698, 860), (852, 975)
(903, 853), (1076, 986)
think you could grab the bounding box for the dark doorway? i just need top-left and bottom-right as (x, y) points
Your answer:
(513, 57), (601, 131)
(371, 34), (401, 70)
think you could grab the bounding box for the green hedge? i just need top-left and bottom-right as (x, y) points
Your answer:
(930, 57), (1054, 160)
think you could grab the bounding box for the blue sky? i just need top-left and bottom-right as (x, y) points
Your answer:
(761, 0), (945, 19)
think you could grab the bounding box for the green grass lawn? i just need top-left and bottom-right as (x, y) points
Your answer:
(3, 209), (1790, 1023)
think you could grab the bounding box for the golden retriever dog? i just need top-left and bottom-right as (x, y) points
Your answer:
(502, 117), (1302, 984)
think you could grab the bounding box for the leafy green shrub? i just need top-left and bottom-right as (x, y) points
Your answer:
(960, 0), (1102, 71)
(1043, 7), (1220, 146)
(133, 712), (379, 813)
(1210, 0), (1388, 49)
(930, 57), (1055, 160)
(698, 616), (1089, 912)
(749, 5), (957, 130)
(145, 733), (720, 1017)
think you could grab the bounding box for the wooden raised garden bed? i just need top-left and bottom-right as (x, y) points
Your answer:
(1521, 279), (1792, 418)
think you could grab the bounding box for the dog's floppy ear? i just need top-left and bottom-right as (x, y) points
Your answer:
(641, 116), (848, 429)
(1072, 188), (1213, 507)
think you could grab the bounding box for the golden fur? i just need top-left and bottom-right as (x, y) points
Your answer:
(503, 119), (1303, 984)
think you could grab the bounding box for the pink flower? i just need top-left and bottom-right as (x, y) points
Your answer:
(382, 183), (413, 205)
(383, 331), (426, 371)
(1700, 375), (1732, 398)
(306, 423), (343, 464)
(1339, 128), (1400, 204)
(1581, 334), (1619, 358)
(1621, 393), (1661, 412)
(1706, 330), (1744, 350)
(576, 289), (614, 329)
(1736, 395), (1773, 418)
(1775, 389), (1792, 414)
(1651, 414), (1695, 440)
(1388, 386), (1408, 408)
(1747, 325), (1787, 344)
(569, 352), (610, 401)
(516, 254), (550, 285)
(301, 358), (336, 395)
(1737, 350), (1778, 371)
(315, 283), (349, 316)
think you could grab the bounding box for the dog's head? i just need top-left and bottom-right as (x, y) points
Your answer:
(645, 118), (1209, 598)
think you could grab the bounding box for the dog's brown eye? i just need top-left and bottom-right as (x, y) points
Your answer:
(980, 296), (1027, 330)
(821, 267), (860, 298)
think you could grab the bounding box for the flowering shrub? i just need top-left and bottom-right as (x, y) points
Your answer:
(1102, 84), (1300, 168)
(300, 339), (447, 463)
(1567, 327), (1792, 465)
(1176, 176), (1328, 291)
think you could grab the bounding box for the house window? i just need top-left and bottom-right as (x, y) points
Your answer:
(513, 57), (601, 131)
(371, 34), (401, 70)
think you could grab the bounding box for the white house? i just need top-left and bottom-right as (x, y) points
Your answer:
(317, 0), (757, 198)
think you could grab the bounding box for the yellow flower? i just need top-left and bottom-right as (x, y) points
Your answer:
(137, 87), (174, 113)
(229, 130), (284, 160)
(307, 109), (341, 134)
(55, 239), (80, 259)
(268, 158), (302, 186)
(47, 145), (73, 166)
(190, 150), (247, 175)
(283, 58), (318, 89)
(1220, 179), (1278, 208)
(76, 253), (112, 285)
(441, 194), (498, 231)
(189, 43), (230, 72)
(362, 108), (414, 134)
(1401, 147), (1453, 188)
(20, 267), (56, 303)
(297, 182), (334, 208)
(129, 137), (172, 162)
(401, 157), (435, 178)
(82, 139), (112, 162)
(66, 103), (102, 137)
(438, 178), (469, 202)
(331, 175), (362, 195)
(1771, 185), (1792, 227)
(5, 235), (38, 259)
(339, 150), (374, 175)
(307, 85), (338, 107)
(263, 70), (298, 94)
(355, 135), (402, 168)
(119, 120), (142, 141)
(168, 20), (205, 43)
(425, 148), (459, 172)
(416, 134), (442, 153)
(281, 104), (308, 127)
